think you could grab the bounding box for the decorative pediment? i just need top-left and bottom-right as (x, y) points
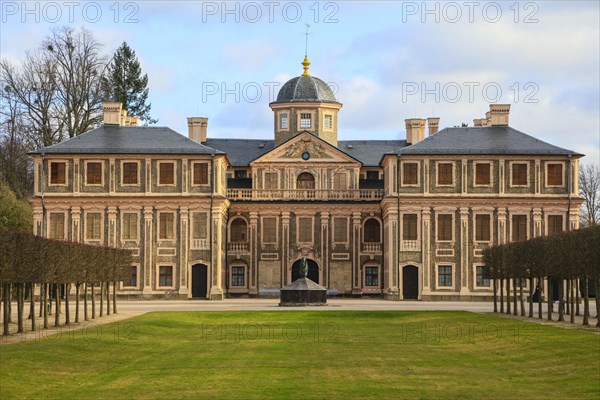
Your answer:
(251, 132), (360, 165)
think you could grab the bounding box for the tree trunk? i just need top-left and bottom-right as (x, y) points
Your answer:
(39, 284), (43, 318)
(493, 278), (498, 313)
(537, 277), (543, 319)
(558, 277), (564, 322)
(65, 283), (70, 325)
(75, 283), (80, 323)
(2, 283), (9, 336)
(106, 281), (110, 316)
(112, 282), (117, 314)
(583, 276), (589, 326)
(513, 279), (518, 316)
(506, 279), (511, 315)
(594, 274), (600, 328)
(519, 279), (525, 317)
(84, 283), (88, 321)
(30, 283), (36, 331)
(54, 284), (60, 327)
(17, 283), (24, 333)
(91, 283), (96, 319)
(547, 278), (553, 321)
(569, 278), (575, 324)
(43, 283), (48, 330)
(528, 277), (533, 318)
(99, 282), (104, 317)
(7, 285), (12, 323)
(576, 277), (580, 316)
(500, 278), (504, 313)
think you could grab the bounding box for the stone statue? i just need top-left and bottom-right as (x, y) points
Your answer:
(300, 257), (308, 278)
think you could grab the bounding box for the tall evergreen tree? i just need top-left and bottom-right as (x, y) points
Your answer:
(104, 42), (157, 124)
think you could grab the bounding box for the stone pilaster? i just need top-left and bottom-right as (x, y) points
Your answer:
(209, 208), (224, 300)
(497, 208), (507, 245)
(352, 211), (362, 295)
(532, 208), (542, 238)
(459, 207), (470, 295)
(109, 157), (116, 194)
(179, 206), (189, 295)
(73, 158), (80, 196)
(143, 206), (153, 294)
(249, 211), (259, 294)
(71, 207), (81, 243)
(321, 211), (330, 288)
(281, 212), (290, 286)
(107, 206), (117, 247)
(33, 207), (43, 237)
(421, 207), (431, 295)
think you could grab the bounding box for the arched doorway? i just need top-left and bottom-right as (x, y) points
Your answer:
(291, 259), (319, 283)
(191, 264), (208, 298)
(402, 265), (419, 300)
(297, 172), (315, 189)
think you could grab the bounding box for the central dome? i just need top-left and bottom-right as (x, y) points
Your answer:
(275, 75), (338, 103)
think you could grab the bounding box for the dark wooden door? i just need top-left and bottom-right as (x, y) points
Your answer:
(192, 264), (208, 298)
(403, 266), (418, 300)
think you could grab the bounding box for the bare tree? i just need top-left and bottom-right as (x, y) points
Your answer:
(579, 164), (600, 227)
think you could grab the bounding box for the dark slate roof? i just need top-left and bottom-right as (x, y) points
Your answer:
(272, 75), (339, 103)
(204, 139), (275, 166)
(396, 126), (583, 156)
(30, 125), (224, 155)
(338, 140), (407, 166)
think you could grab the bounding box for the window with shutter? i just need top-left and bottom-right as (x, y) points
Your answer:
(122, 162), (138, 185)
(159, 213), (174, 240)
(192, 213), (208, 239)
(547, 164), (563, 186)
(548, 215), (563, 235)
(333, 217), (348, 243)
(262, 217), (277, 243)
(298, 217), (313, 242)
(86, 213), (102, 240)
(231, 218), (248, 242)
(437, 163), (453, 185)
(475, 214), (491, 241)
(403, 163), (418, 185)
(437, 214), (453, 241)
(333, 173), (347, 190)
(86, 162), (102, 185)
(122, 213), (138, 240)
(511, 215), (527, 241)
(50, 162), (66, 185)
(403, 214), (418, 240)
(49, 213), (65, 239)
(159, 163), (175, 185)
(193, 163), (209, 185)
(364, 219), (381, 242)
(475, 163), (491, 185)
(264, 172), (278, 189)
(512, 163), (528, 186)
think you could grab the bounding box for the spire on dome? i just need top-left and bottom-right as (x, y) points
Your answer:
(301, 55), (311, 76)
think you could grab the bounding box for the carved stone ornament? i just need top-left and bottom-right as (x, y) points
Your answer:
(282, 138), (332, 159)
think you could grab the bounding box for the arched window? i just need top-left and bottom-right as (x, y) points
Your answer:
(230, 218), (248, 242)
(364, 218), (381, 242)
(296, 172), (315, 190)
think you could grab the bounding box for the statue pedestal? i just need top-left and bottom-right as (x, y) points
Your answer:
(279, 277), (327, 306)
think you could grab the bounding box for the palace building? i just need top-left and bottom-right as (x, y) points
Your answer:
(29, 57), (584, 300)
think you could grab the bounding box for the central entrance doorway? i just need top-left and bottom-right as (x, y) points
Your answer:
(291, 259), (319, 283)
(191, 264), (208, 298)
(402, 265), (419, 300)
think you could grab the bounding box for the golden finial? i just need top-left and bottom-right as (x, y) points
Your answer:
(302, 54), (311, 76)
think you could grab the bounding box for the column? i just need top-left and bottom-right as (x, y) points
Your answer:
(321, 211), (330, 287)
(179, 206), (189, 295)
(73, 158), (80, 196)
(209, 208), (224, 300)
(33, 207), (43, 236)
(532, 208), (542, 238)
(499, 160), (505, 194)
(143, 206), (153, 294)
(281, 212), (290, 286)
(459, 207), (470, 295)
(462, 159), (467, 194)
(107, 206), (117, 247)
(421, 208), (431, 296)
(497, 208), (507, 245)
(71, 207), (81, 243)
(383, 209), (399, 298)
(352, 211), (362, 296)
(109, 157), (116, 194)
(249, 211), (258, 294)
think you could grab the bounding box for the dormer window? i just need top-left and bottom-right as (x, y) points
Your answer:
(300, 113), (311, 129)
(324, 114), (333, 129)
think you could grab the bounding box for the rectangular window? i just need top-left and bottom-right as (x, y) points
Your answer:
(437, 214), (453, 241)
(262, 217), (277, 243)
(403, 163), (418, 185)
(438, 266), (452, 287)
(475, 214), (491, 242)
(86, 162), (102, 185)
(324, 114), (333, 129)
(122, 162), (138, 185)
(193, 163), (209, 185)
(366, 171), (379, 180)
(547, 164), (563, 186)
(159, 162), (175, 185)
(159, 213), (174, 240)
(333, 217), (348, 243)
(476, 266), (490, 287)
(300, 113), (311, 129)
(192, 213), (207, 239)
(234, 169), (247, 179)
(437, 163), (453, 185)
(333, 173), (347, 190)
(512, 163), (528, 186)
(298, 217), (313, 243)
(365, 267), (379, 287)
(548, 215), (563, 236)
(86, 212), (102, 240)
(159, 266), (173, 287)
(122, 213), (138, 240)
(232, 266), (245, 286)
(279, 113), (288, 129)
(50, 162), (66, 185)
(475, 163), (491, 185)
(264, 172), (278, 189)
(49, 213), (65, 240)
(512, 215), (527, 242)
(402, 214), (418, 241)
(124, 266), (137, 287)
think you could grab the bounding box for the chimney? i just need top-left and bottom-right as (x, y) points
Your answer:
(405, 118), (426, 145)
(103, 102), (122, 125)
(473, 118), (488, 127)
(427, 117), (440, 136)
(125, 116), (139, 126)
(488, 104), (510, 126)
(187, 117), (208, 143)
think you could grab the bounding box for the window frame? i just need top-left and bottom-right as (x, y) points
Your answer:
(437, 264), (453, 288)
(191, 212), (209, 240)
(192, 161), (209, 186)
(157, 161), (177, 186)
(261, 216), (279, 244)
(363, 218), (382, 243)
(229, 217), (249, 243)
(122, 264), (139, 288)
(48, 211), (67, 240)
(323, 114), (333, 130)
(435, 161), (455, 187)
(263, 170), (279, 190)
(121, 160), (141, 186)
(158, 265), (174, 288)
(436, 213), (454, 242)
(84, 160), (104, 186)
(545, 162), (565, 187)
(231, 265), (247, 287)
(48, 160), (68, 186)
(364, 265), (380, 287)
(475, 265), (491, 288)
(297, 216), (314, 244)
(546, 214), (565, 236)
(84, 210), (104, 242)
(474, 213), (492, 243)
(402, 213), (419, 241)
(299, 112), (312, 130)
(278, 112), (289, 131)
(121, 211), (139, 241)
(158, 211), (176, 241)
(473, 161), (492, 187)
(510, 213), (529, 242)
(509, 162), (529, 187)
(401, 161), (420, 187)
(332, 216), (349, 245)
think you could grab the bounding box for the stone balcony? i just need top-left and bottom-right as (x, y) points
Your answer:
(227, 189), (384, 201)
(361, 242), (382, 253)
(228, 242), (249, 252)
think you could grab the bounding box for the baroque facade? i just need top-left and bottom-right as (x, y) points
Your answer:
(29, 58), (583, 300)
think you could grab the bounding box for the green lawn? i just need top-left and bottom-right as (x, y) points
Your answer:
(1, 311), (598, 399)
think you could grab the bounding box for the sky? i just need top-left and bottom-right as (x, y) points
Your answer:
(1, 1), (599, 164)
